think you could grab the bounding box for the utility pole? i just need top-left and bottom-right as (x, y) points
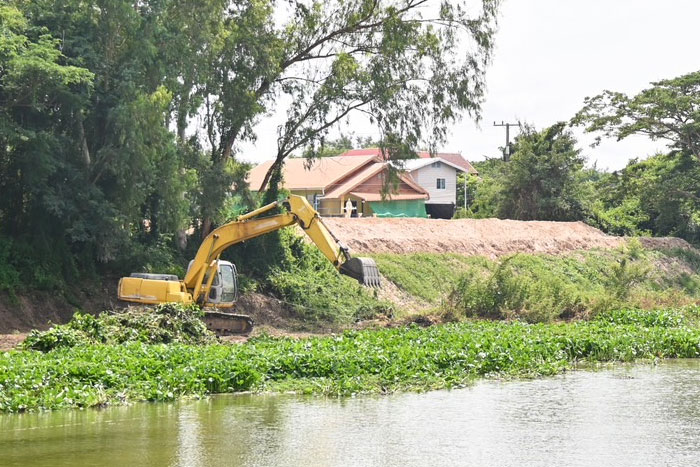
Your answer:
(493, 121), (520, 161)
(463, 174), (467, 210)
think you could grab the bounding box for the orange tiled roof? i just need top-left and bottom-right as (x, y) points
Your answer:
(247, 155), (378, 191)
(340, 148), (478, 175)
(325, 162), (428, 200)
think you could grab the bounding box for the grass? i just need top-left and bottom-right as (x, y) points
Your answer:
(2, 307), (699, 412)
(372, 253), (483, 303)
(374, 242), (700, 322)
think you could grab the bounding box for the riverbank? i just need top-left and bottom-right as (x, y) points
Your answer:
(2, 307), (699, 412)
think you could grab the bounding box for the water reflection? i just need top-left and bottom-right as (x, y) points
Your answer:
(1, 360), (699, 467)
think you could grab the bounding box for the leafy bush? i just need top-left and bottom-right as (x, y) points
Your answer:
(22, 303), (216, 351)
(590, 198), (651, 236)
(594, 308), (687, 328)
(373, 253), (478, 303)
(0, 235), (69, 294)
(0, 237), (21, 294)
(447, 255), (588, 322)
(605, 245), (650, 300)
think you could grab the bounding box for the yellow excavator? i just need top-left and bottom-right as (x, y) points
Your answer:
(118, 195), (381, 335)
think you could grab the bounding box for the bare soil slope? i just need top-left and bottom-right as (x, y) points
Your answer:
(322, 217), (691, 256)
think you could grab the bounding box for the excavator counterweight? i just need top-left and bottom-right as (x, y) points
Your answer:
(118, 195), (381, 335)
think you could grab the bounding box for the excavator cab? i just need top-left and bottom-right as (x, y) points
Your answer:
(186, 260), (239, 307)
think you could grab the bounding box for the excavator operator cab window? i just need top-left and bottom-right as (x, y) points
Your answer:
(205, 262), (238, 305)
(219, 263), (238, 303)
(207, 270), (220, 301)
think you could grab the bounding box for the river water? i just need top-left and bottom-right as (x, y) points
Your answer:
(1, 359), (699, 467)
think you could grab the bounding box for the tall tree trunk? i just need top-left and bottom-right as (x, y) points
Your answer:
(175, 87), (191, 250)
(77, 115), (91, 167)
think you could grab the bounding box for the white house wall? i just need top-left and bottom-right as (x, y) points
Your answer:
(410, 163), (458, 204)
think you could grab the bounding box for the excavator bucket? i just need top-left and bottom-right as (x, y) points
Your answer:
(340, 257), (382, 287)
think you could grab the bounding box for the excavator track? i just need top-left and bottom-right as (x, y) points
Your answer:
(203, 311), (254, 336)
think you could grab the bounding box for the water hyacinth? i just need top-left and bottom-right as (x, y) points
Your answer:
(1, 308), (699, 412)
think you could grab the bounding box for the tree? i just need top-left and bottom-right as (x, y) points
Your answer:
(0, 4), (96, 282)
(572, 70), (700, 159)
(591, 152), (700, 242)
(1, 1), (193, 272)
(496, 123), (588, 221)
(297, 135), (354, 158)
(247, 0), (502, 193)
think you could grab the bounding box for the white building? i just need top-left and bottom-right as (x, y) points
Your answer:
(403, 157), (465, 218)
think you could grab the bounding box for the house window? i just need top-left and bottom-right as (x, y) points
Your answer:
(436, 178), (446, 189)
(431, 161), (441, 168)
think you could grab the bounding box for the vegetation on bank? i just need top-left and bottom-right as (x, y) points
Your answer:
(22, 304), (217, 352)
(226, 230), (393, 326)
(1, 307), (699, 412)
(374, 243), (700, 322)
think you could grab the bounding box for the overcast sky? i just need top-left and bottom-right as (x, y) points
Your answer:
(240, 0), (700, 171)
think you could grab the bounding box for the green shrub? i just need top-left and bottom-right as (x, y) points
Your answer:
(372, 253), (482, 303)
(594, 308), (687, 328)
(22, 303), (216, 351)
(0, 237), (21, 295)
(267, 263), (393, 325)
(447, 255), (588, 322)
(254, 230), (392, 325)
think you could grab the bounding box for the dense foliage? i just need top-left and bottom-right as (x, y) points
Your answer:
(573, 70), (700, 159)
(495, 123), (589, 221)
(591, 152), (700, 241)
(1, 307), (699, 412)
(457, 124), (591, 221)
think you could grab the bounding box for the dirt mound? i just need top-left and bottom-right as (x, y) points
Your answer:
(638, 237), (692, 250)
(236, 293), (293, 329)
(323, 217), (693, 256)
(235, 293), (321, 337)
(0, 282), (115, 333)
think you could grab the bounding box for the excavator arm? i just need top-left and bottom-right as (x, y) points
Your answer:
(182, 195), (379, 303)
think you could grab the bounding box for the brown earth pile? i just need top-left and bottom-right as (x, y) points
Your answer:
(322, 217), (691, 256)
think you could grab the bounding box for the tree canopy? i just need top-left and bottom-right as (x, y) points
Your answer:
(573, 70), (700, 159)
(466, 123), (589, 222)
